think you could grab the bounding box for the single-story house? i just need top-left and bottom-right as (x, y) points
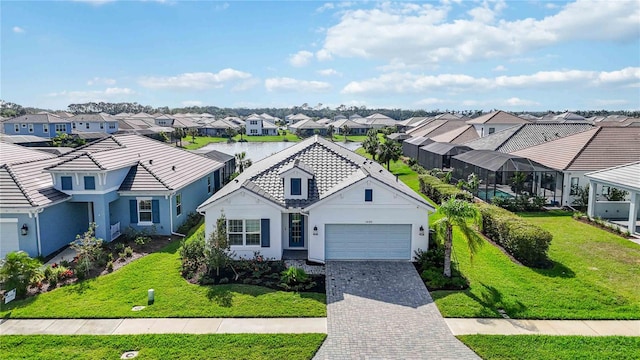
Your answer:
(197, 136), (434, 263)
(288, 119), (327, 136)
(0, 135), (226, 259)
(466, 110), (531, 137)
(332, 119), (369, 135)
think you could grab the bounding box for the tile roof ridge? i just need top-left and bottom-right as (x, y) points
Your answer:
(137, 161), (172, 190)
(496, 124), (525, 151)
(2, 164), (37, 206)
(3, 156), (53, 167)
(565, 127), (601, 170)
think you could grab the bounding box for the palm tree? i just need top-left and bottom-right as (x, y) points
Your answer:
(510, 171), (526, 199)
(234, 152), (252, 173)
(238, 126), (246, 141)
(326, 125), (335, 141)
(341, 125), (350, 142)
(225, 127), (237, 139)
(433, 197), (483, 277)
(362, 131), (380, 160)
(377, 140), (402, 170)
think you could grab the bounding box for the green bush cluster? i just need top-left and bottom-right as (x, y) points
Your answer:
(414, 249), (468, 290)
(491, 195), (547, 212)
(418, 174), (473, 204)
(478, 203), (552, 268)
(177, 212), (203, 235)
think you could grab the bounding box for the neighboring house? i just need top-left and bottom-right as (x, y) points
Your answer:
(332, 118), (369, 135)
(585, 162), (640, 235)
(190, 149), (236, 184)
(197, 136), (434, 263)
(466, 110), (531, 137)
(402, 136), (433, 160)
(511, 127), (640, 206)
(245, 114), (277, 136)
(288, 119), (327, 136)
(428, 124), (479, 144)
(405, 119), (468, 139)
(200, 119), (239, 137)
(0, 134), (52, 147)
(3, 113), (72, 138)
(0, 135), (226, 259)
(356, 113), (399, 129)
(286, 113), (312, 125)
(418, 142), (472, 170)
(69, 113), (119, 134)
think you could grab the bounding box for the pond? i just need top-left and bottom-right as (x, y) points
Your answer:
(201, 141), (362, 162)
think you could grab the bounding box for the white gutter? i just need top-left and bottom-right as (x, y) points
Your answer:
(35, 208), (44, 257)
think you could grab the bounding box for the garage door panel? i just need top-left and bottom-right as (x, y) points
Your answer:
(325, 224), (411, 260)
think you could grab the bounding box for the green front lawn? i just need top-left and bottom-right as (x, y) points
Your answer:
(0, 334), (326, 360)
(459, 335), (640, 360)
(0, 225), (326, 318)
(184, 132), (302, 150)
(432, 211), (640, 319)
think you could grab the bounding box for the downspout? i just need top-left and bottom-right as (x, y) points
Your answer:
(35, 208), (44, 257)
(168, 192), (186, 237)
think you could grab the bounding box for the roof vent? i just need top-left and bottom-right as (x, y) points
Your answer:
(172, 165), (176, 171)
(149, 159), (153, 165)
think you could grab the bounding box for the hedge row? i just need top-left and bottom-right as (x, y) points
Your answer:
(418, 174), (473, 204)
(477, 203), (552, 268)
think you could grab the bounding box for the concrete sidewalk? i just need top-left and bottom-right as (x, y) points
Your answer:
(0, 318), (327, 335)
(446, 318), (640, 336)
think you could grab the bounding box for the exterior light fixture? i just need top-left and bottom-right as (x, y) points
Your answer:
(313, 226), (318, 236)
(21, 224), (29, 236)
(419, 225), (425, 236)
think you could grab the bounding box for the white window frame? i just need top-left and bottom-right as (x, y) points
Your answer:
(43, 124), (49, 133)
(176, 193), (182, 217)
(570, 177), (579, 195)
(72, 122), (77, 129)
(108, 122), (116, 129)
(100, 123), (104, 129)
(250, 129), (258, 134)
(14, 124), (19, 132)
(227, 219), (261, 246)
(55, 124), (67, 132)
(207, 176), (212, 193)
(28, 124), (34, 133)
(137, 198), (153, 225)
(85, 122), (90, 129)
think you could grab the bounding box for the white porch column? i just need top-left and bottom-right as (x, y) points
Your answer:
(587, 179), (597, 217)
(629, 191), (638, 234)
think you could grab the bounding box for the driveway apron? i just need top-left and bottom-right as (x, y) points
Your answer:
(314, 261), (479, 360)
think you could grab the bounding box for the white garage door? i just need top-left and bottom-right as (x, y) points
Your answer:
(325, 224), (412, 260)
(0, 219), (20, 260)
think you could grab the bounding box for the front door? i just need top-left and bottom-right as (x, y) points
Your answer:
(289, 213), (304, 247)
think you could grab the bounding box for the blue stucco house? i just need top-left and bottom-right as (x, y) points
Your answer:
(2, 113), (73, 138)
(0, 135), (227, 259)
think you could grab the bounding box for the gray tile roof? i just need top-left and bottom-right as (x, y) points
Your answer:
(4, 113), (70, 124)
(464, 123), (595, 153)
(190, 149), (235, 163)
(198, 136), (433, 211)
(0, 134), (50, 144)
(68, 113), (118, 122)
(46, 134), (224, 191)
(289, 119), (326, 130)
(466, 110), (530, 125)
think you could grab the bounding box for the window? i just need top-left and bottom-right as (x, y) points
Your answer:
(14, 124), (19, 132)
(291, 178), (302, 195)
(176, 193), (182, 216)
(61, 176), (72, 190)
(72, 123), (76, 129)
(28, 124), (34, 133)
(488, 127), (495, 134)
(84, 176), (95, 190)
(250, 120), (258, 125)
(55, 124), (67, 132)
(570, 177), (579, 195)
(100, 123), (104, 129)
(138, 200), (153, 223)
(365, 189), (373, 202)
(43, 125), (49, 133)
(158, 120), (166, 126)
(250, 129), (258, 134)
(228, 220), (244, 245)
(86, 122), (90, 129)
(228, 219), (261, 246)
(22, 124), (27, 128)
(109, 122), (116, 129)
(207, 176), (212, 193)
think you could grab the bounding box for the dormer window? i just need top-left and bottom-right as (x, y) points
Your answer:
(61, 176), (73, 190)
(291, 178), (302, 195)
(365, 189), (373, 202)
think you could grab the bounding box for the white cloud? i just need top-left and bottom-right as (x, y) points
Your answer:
(87, 77), (116, 86)
(289, 51), (314, 67)
(318, 1), (640, 66)
(416, 97), (446, 106)
(46, 87), (134, 103)
(341, 67), (640, 94)
(265, 77), (331, 93)
(317, 68), (342, 76)
(593, 99), (630, 106)
(214, 2), (229, 11)
(138, 69), (252, 89)
(12, 26), (25, 33)
(232, 78), (260, 92)
(316, 2), (334, 13)
(492, 65), (507, 72)
(316, 49), (333, 61)
(503, 97), (539, 106)
(181, 100), (203, 106)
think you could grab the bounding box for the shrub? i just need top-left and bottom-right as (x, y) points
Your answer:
(177, 212), (203, 235)
(124, 246), (133, 258)
(418, 174), (473, 204)
(280, 267), (315, 292)
(75, 257), (92, 280)
(180, 230), (206, 277)
(70, 223), (104, 278)
(478, 203), (552, 268)
(491, 195), (547, 212)
(0, 251), (43, 298)
(106, 261), (114, 273)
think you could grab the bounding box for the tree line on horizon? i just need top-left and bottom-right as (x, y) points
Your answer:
(1, 100), (638, 119)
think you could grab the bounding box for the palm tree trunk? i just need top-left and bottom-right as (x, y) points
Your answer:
(443, 225), (453, 277)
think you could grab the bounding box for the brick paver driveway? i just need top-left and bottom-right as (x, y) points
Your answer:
(314, 261), (480, 360)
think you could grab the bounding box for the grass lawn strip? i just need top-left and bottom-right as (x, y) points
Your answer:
(459, 335), (640, 360)
(0, 225), (326, 319)
(185, 133), (367, 150)
(0, 334), (326, 360)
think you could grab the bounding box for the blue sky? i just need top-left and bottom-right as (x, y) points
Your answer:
(2, 0), (639, 111)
